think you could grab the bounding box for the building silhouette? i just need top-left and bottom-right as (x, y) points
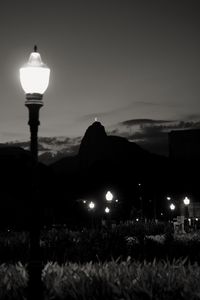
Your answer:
(169, 129), (200, 160)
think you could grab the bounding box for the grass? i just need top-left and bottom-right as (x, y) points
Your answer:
(2, 259), (200, 300)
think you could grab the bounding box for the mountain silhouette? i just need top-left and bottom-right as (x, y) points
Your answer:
(50, 121), (170, 221)
(52, 121), (151, 172)
(78, 121), (149, 168)
(79, 121), (108, 168)
(1, 123), (200, 226)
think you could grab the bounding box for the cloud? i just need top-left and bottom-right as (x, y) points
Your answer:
(129, 101), (171, 107)
(120, 119), (173, 127)
(109, 119), (200, 156)
(129, 126), (165, 140)
(38, 136), (81, 154)
(5, 136), (82, 158)
(183, 113), (200, 121)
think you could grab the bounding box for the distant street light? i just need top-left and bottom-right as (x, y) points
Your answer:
(105, 191), (113, 202)
(183, 197), (190, 206)
(183, 197), (190, 220)
(88, 201), (95, 229)
(167, 196), (171, 201)
(20, 46), (50, 300)
(170, 203), (175, 211)
(169, 203), (175, 223)
(105, 207), (110, 214)
(88, 201), (95, 209)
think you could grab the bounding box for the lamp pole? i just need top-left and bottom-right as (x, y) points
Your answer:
(183, 197), (190, 232)
(105, 191), (113, 227)
(25, 93), (43, 300)
(88, 201), (95, 229)
(20, 46), (50, 300)
(183, 197), (190, 216)
(25, 93), (43, 161)
(169, 203), (175, 222)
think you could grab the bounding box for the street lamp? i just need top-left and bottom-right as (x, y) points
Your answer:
(183, 196), (190, 223)
(105, 191), (113, 202)
(20, 46), (50, 300)
(88, 201), (95, 210)
(183, 197), (190, 206)
(170, 203), (175, 211)
(169, 203), (175, 223)
(88, 201), (95, 229)
(20, 45), (50, 160)
(105, 207), (110, 214)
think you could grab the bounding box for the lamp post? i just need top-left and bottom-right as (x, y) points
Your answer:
(104, 206), (111, 227)
(169, 203), (175, 222)
(183, 197), (190, 219)
(20, 45), (50, 160)
(183, 196), (190, 231)
(88, 201), (95, 229)
(105, 191), (113, 227)
(20, 46), (50, 300)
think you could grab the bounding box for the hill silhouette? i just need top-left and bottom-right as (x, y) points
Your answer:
(50, 121), (170, 221)
(1, 122), (200, 226)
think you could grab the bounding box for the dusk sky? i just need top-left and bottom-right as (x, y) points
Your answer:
(0, 0), (200, 155)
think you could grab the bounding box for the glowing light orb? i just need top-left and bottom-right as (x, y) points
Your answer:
(105, 207), (110, 214)
(88, 201), (95, 209)
(183, 197), (190, 206)
(170, 203), (175, 211)
(105, 191), (113, 201)
(20, 48), (50, 94)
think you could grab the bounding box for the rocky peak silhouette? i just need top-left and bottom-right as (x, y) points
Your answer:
(78, 120), (149, 169)
(79, 122), (107, 151)
(78, 121), (108, 168)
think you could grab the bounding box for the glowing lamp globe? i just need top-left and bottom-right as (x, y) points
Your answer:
(105, 191), (113, 202)
(20, 46), (50, 95)
(183, 197), (190, 206)
(170, 203), (175, 211)
(89, 201), (95, 209)
(105, 207), (110, 214)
